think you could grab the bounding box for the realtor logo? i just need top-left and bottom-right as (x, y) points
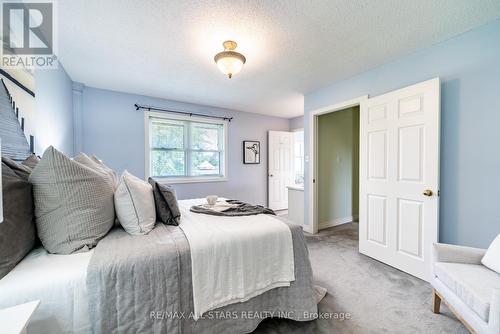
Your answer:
(1, 0), (57, 68)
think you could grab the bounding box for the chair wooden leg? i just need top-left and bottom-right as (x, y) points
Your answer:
(432, 288), (441, 314)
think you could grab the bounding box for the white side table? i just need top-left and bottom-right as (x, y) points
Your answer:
(0, 301), (40, 334)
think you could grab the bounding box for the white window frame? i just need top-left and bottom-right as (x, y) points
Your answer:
(144, 111), (229, 184)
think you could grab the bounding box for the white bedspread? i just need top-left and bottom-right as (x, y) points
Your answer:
(0, 247), (92, 334)
(178, 198), (295, 319)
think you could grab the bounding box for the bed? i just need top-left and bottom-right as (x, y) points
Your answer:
(0, 199), (323, 334)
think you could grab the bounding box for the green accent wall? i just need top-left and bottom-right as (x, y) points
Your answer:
(318, 106), (359, 226)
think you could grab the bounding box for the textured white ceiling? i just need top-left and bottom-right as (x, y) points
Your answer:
(58, 0), (500, 118)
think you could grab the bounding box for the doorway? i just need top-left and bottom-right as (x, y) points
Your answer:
(309, 78), (440, 281)
(309, 96), (367, 234)
(317, 106), (360, 230)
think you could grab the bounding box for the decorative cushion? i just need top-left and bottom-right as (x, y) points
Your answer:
(29, 146), (115, 254)
(0, 160), (35, 279)
(74, 153), (118, 190)
(90, 155), (119, 190)
(115, 171), (156, 235)
(2, 156), (32, 180)
(434, 262), (500, 322)
(21, 154), (40, 169)
(148, 178), (181, 226)
(482, 235), (500, 274)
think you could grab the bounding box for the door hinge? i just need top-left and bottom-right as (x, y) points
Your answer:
(313, 178), (316, 183)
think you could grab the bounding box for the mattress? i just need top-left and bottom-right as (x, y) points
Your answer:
(0, 247), (93, 334)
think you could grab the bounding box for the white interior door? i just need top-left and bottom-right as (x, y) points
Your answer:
(359, 78), (440, 281)
(268, 131), (294, 210)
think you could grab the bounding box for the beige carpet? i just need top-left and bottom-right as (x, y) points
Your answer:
(253, 223), (467, 333)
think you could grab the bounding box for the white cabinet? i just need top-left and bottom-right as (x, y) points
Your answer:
(287, 186), (304, 226)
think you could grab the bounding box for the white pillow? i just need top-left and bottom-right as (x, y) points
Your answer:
(115, 171), (156, 235)
(482, 234), (500, 274)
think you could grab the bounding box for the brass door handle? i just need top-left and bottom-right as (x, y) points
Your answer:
(423, 189), (433, 197)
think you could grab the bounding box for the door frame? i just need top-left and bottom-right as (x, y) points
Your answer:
(308, 95), (368, 234)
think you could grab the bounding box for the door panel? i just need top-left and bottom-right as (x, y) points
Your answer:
(368, 130), (387, 180)
(367, 195), (387, 246)
(397, 198), (423, 258)
(398, 125), (424, 182)
(359, 78), (440, 281)
(268, 131), (294, 210)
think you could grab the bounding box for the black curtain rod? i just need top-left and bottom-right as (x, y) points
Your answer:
(134, 104), (233, 122)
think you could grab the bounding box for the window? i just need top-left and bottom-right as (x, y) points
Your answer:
(146, 112), (228, 183)
(293, 130), (304, 185)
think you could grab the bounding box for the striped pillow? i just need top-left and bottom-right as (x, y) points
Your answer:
(29, 146), (115, 254)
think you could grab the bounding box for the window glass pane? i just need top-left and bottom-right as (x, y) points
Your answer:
(151, 150), (185, 177)
(149, 116), (226, 179)
(191, 123), (220, 150)
(151, 121), (184, 149)
(191, 151), (221, 176)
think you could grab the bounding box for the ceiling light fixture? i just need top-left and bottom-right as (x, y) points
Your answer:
(214, 40), (246, 79)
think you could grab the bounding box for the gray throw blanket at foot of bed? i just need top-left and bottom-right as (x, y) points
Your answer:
(190, 199), (275, 216)
(86, 220), (321, 334)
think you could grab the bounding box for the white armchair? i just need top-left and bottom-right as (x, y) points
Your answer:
(432, 243), (500, 334)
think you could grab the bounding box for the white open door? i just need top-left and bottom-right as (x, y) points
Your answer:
(359, 78), (440, 281)
(268, 131), (294, 210)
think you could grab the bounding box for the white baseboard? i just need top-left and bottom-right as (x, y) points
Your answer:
(319, 216), (354, 230)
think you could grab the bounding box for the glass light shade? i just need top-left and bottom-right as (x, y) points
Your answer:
(214, 51), (246, 79)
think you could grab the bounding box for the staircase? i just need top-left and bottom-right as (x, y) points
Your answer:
(0, 78), (31, 161)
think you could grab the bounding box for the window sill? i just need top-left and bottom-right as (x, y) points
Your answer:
(153, 176), (228, 184)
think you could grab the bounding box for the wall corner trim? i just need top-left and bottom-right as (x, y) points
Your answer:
(72, 81), (85, 154)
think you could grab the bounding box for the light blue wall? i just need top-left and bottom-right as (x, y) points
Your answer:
(80, 87), (289, 206)
(34, 63), (74, 156)
(304, 19), (500, 248)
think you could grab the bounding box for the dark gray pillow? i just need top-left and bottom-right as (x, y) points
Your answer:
(21, 154), (40, 169)
(2, 156), (32, 179)
(0, 161), (35, 279)
(148, 178), (181, 225)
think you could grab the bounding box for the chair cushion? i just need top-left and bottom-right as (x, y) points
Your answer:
(434, 262), (500, 321)
(482, 234), (500, 274)
(29, 146), (115, 254)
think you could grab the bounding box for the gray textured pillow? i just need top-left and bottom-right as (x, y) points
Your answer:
(29, 146), (115, 254)
(74, 153), (117, 188)
(21, 154), (40, 169)
(90, 155), (119, 190)
(148, 178), (181, 225)
(0, 160), (35, 279)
